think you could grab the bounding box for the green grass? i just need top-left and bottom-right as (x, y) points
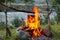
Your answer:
(0, 24), (60, 40)
(5, 28), (24, 40)
(0, 29), (6, 40)
(5, 28), (17, 40)
(51, 24), (60, 40)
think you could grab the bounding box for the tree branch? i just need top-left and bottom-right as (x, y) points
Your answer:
(0, 2), (34, 13)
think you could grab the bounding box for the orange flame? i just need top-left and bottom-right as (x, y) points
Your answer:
(26, 6), (42, 37)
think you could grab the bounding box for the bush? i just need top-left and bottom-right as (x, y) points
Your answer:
(0, 22), (5, 30)
(11, 17), (25, 28)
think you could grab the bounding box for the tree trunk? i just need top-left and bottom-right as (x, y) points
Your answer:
(45, 0), (52, 37)
(46, 0), (51, 27)
(5, 0), (11, 37)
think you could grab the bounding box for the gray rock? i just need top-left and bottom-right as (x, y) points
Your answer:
(17, 30), (30, 39)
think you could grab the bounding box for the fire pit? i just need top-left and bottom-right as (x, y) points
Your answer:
(17, 6), (51, 40)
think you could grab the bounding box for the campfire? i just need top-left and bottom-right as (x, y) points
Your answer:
(17, 6), (52, 40)
(25, 6), (42, 37)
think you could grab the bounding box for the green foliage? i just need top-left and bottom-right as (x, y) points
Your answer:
(55, 0), (60, 4)
(0, 0), (5, 3)
(43, 14), (48, 24)
(11, 17), (25, 28)
(50, 19), (55, 25)
(52, 0), (60, 23)
(0, 14), (2, 21)
(21, 0), (35, 4)
(0, 22), (5, 26)
(56, 7), (60, 23)
(51, 0), (57, 6)
(0, 22), (5, 30)
(8, 0), (15, 2)
(0, 0), (15, 3)
(11, 17), (20, 28)
(51, 0), (60, 6)
(54, 14), (60, 24)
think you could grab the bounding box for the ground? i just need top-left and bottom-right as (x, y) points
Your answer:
(0, 28), (6, 40)
(0, 24), (60, 40)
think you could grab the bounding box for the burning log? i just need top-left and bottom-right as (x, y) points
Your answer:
(16, 26), (51, 40)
